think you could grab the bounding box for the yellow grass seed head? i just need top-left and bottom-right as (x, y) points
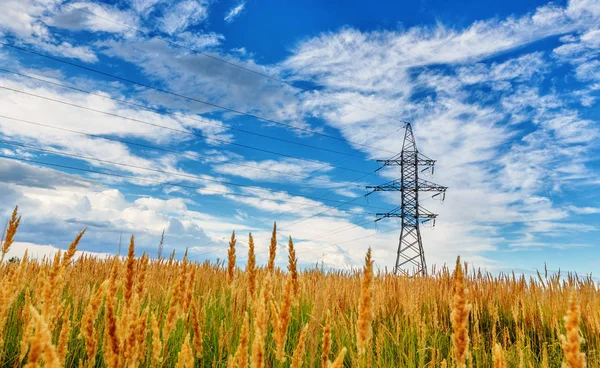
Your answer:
(321, 310), (332, 368)
(57, 304), (72, 365)
(175, 333), (195, 368)
(192, 301), (204, 359)
(268, 222), (277, 273)
(328, 347), (347, 368)
(62, 228), (86, 266)
(451, 256), (471, 368)
(356, 248), (374, 358)
(228, 230), (236, 283)
(291, 323), (309, 368)
(151, 312), (162, 365)
(81, 280), (108, 365)
(273, 273), (294, 362)
(124, 235), (136, 305)
(24, 305), (61, 368)
(233, 312), (250, 368)
(247, 233), (256, 296)
(1, 205), (21, 263)
(492, 343), (505, 368)
(288, 236), (299, 295)
(560, 291), (586, 368)
(251, 275), (273, 368)
(103, 258), (121, 368)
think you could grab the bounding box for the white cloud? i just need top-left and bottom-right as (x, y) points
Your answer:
(196, 183), (232, 195)
(48, 2), (138, 34)
(553, 27), (600, 83)
(274, 0), (600, 270)
(4, 241), (113, 261)
(97, 37), (311, 130)
(0, 0), (98, 62)
(158, 0), (210, 34)
(0, 73), (233, 183)
(224, 3), (246, 23)
(568, 205), (600, 214)
(213, 158), (333, 182)
(223, 187), (349, 218)
(0, 161), (248, 255)
(283, 0), (600, 93)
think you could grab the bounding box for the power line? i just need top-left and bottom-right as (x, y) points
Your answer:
(0, 154), (395, 260)
(0, 84), (378, 176)
(235, 224), (401, 263)
(0, 41), (397, 155)
(0, 140), (386, 210)
(0, 154), (385, 211)
(0, 114), (362, 187)
(187, 139), (399, 259)
(0, 68), (364, 159)
(63, 1), (411, 127)
(297, 225), (401, 255)
(0, 114), (393, 261)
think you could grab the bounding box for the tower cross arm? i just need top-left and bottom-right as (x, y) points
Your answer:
(365, 178), (447, 195)
(417, 179), (448, 193)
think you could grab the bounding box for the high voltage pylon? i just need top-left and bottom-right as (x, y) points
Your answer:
(366, 123), (447, 277)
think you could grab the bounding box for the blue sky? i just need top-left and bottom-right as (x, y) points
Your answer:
(0, 0), (599, 275)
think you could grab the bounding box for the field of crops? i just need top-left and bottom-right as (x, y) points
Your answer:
(0, 206), (597, 367)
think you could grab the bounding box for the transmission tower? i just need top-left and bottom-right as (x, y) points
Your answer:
(366, 123), (447, 277)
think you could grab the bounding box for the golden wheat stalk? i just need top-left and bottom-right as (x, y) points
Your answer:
(1, 205), (21, 263)
(150, 312), (162, 366)
(103, 258), (121, 368)
(124, 235), (136, 305)
(19, 292), (33, 362)
(135, 253), (149, 297)
(542, 343), (549, 368)
(272, 273), (294, 362)
(232, 312), (249, 368)
(321, 310), (332, 368)
(492, 343), (505, 368)
(247, 233), (256, 296)
(287, 236), (299, 296)
(328, 347), (347, 368)
(192, 301), (204, 359)
(57, 304), (72, 365)
(80, 280), (107, 365)
(560, 291), (586, 368)
(291, 323), (309, 368)
(228, 230), (237, 283)
(176, 333), (195, 368)
(268, 222), (277, 272)
(131, 307), (149, 365)
(62, 228), (86, 266)
(251, 275), (272, 368)
(451, 256), (471, 368)
(356, 247), (374, 361)
(24, 305), (61, 368)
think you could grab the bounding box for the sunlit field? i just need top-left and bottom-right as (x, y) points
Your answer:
(0, 206), (596, 367)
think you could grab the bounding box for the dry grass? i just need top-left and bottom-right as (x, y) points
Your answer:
(0, 206), (598, 367)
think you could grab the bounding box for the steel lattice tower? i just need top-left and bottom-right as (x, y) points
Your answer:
(366, 123), (447, 277)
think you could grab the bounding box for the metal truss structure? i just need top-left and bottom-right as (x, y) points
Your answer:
(366, 123), (447, 277)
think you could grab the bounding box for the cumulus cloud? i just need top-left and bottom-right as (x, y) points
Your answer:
(0, 72), (234, 183)
(158, 0), (210, 34)
(0, 0), (98, 62)
(4, 241), (114, 261)
(0, 161), (249, 257)
(48, 2), (138, 34)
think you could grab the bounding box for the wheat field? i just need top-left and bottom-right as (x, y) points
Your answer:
(0, 206), (597, 367)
